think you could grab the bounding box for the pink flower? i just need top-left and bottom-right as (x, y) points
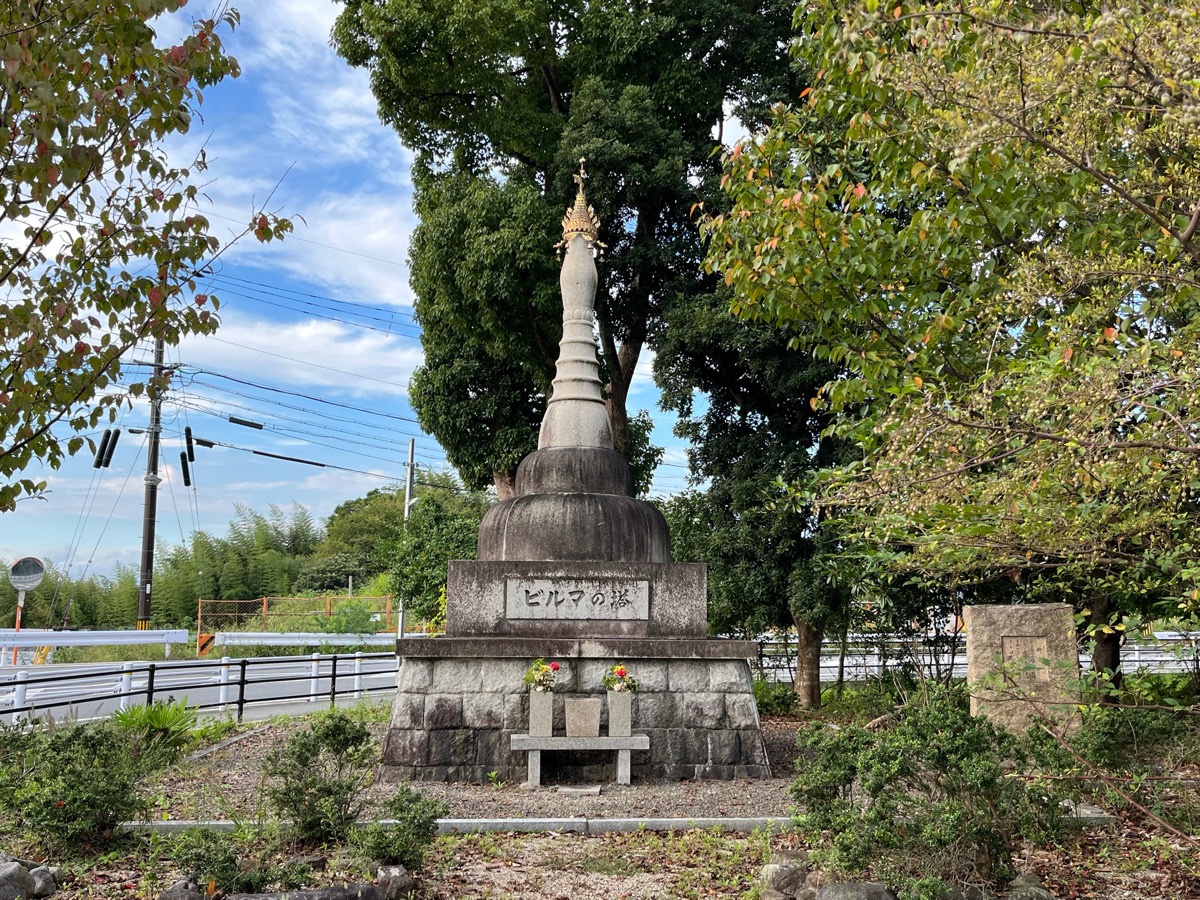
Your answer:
(549, 661), (560, 672)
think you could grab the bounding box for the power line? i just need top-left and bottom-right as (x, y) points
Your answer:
(187, 368), (420, 423)
(197, 338), (413, 392)
(209, 284), (422, 338)
(192, 436), (405, 482)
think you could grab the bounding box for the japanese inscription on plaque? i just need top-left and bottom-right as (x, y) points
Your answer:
(505, 577), (650, 620)
(1001, 635), (1052, 682)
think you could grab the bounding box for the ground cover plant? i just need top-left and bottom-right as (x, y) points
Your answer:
(2, 688), (1197, 897)
(793, 687), (1064, 899)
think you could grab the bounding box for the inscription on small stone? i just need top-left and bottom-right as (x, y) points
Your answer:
(505, 577), (650, 620)
(1001, 635), (1051, 682)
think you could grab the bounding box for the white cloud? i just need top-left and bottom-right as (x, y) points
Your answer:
(177, 310), (421, 397)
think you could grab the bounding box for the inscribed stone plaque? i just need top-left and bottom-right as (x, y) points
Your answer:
(505, 577), (650, 621)
(964, 603), (1080, 733)
(1001, 635), (1052, 682)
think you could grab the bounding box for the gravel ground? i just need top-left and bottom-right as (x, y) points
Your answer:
(153, 716), (802, 823)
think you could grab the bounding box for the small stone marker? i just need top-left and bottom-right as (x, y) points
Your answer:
(557, 784), (602, 796)
(963, 603), (1080, 732)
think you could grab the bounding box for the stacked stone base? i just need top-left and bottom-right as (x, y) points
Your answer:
(380, 638), (769, 784)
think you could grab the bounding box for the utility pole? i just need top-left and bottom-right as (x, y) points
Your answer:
(399, 438), (416, 637)
(136, 337), (165, 630)
(402, 438), (416, 520)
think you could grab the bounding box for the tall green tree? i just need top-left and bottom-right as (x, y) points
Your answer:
(0, 1), (289, 510)
(388, 470), (491, 624)
(657, 293), (848, 705)
(332, 0), (799, 491)
(704, 0), (1200, 677)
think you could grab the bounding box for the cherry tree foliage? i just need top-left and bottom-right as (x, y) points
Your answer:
(704, 1), (1200, 642)
(0, 0), (289, 510)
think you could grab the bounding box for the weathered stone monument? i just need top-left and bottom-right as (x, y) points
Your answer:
(963, 603), (1080, 732)
(381, 164), (769, 784)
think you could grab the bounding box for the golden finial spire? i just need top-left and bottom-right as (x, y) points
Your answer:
(556, 158), (606, 256)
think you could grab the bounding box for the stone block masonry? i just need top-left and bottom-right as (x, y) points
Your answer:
(380, 638), (769, 784)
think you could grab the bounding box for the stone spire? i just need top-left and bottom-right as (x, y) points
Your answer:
(539, 160), (612, 450)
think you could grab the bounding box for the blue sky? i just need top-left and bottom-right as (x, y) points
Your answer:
(1, 1), (693, 581)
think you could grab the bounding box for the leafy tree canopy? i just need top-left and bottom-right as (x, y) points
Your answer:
(704, 1), (1200, 627)
(332, 0), (800, 487)
(0, 1), (290, 510)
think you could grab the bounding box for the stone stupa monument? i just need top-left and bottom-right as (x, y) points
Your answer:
(381, 162), (769, 784)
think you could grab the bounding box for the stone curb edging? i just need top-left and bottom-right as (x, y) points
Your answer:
(127, 816), (794, 835)
(126, 803), (1116, 835)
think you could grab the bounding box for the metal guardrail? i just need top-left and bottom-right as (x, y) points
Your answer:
(755, 632), (1200, 682)
(0, 651), (398, 725)
(214, 631), (397, 647)
(0, 628), (190, 653)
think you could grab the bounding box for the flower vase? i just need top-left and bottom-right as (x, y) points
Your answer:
(607, 690), (632, 737)
(529, 689), (553, 737)
(564, 698), (602, 737)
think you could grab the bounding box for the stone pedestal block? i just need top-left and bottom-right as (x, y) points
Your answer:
(529, 690), (553, 737)
(381, 637), (769, 783)
(564, 698), (601, 737)
(607, 690), (632, 737)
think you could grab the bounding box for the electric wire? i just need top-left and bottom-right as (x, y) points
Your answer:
(192, 341), (412, 393)
(187, 368), (419, 423)
(169, 397), (447, 467)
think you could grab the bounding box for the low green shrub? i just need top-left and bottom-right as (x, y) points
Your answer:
(263, 711), (376, 844)
(752, 677), (797, 716)
(0, 722), (160, 851)
(168, 828), (307, 893)
(352, 785), (449, 870)
(112, 697), (198, 759)
(792, 688), (1062, 900)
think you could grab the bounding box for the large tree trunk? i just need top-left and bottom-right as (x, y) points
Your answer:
(1089, 593), (1124, 699)
(793, 617), (825, 709)
(493, 470), (517, 501)
(601, 335), (640, 456)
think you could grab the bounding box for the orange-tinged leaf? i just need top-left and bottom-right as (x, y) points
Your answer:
(1063, 347), (1074, 361)
(1103, 326), (1118, 341)
(799, 86), (813, 99)
(894, 5), (903, 17)
(810, 397), (820, 411)
(1162, 226), (1172, 237)
(852, 183), (867, 199)
(913, 376), (923, 388)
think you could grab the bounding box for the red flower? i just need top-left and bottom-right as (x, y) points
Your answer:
(549, 661), (560, 672)
(614, 667), (626, 678)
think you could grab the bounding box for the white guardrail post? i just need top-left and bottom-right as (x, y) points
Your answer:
(309, 652), (320, 703)
(118, 662), (134, 711)
(353, 651), (363, 698)
(218, 656), (231, 712)
(12, 671), (28, 724)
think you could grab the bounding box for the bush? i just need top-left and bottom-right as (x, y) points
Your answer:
(753, 676), (797, 716)
(792, 689), (1062, 899)
(353, 785), (448, 870)
(169, 828), (308, 893)
(112, 697), (198, 759)
(263, 712), (376, 844)
(0, 722), (159, 851)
